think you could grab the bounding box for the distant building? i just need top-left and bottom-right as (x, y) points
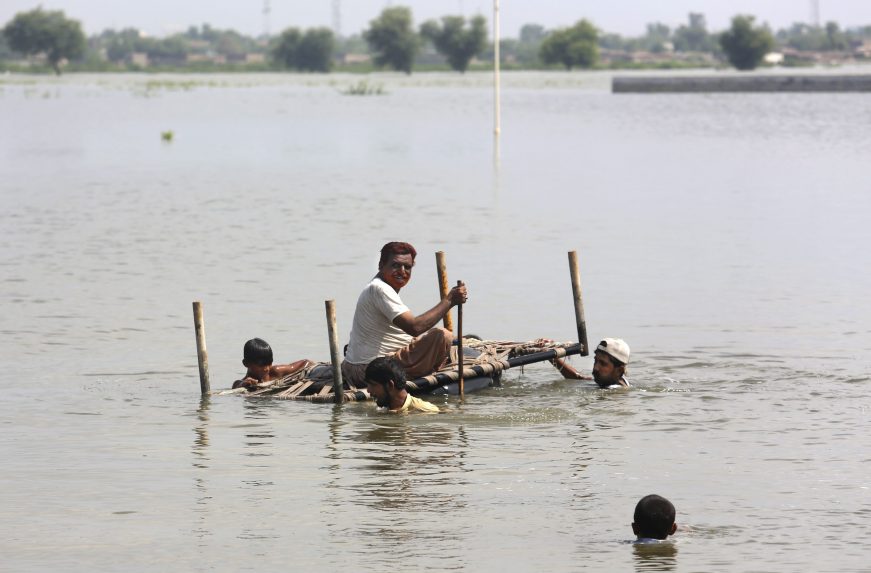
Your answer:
(343, 53), (371, 65)
(131, 52), (149, 67)
(764, 52), (785, 65)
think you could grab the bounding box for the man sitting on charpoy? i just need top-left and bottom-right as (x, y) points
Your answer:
(341, 241), (467, 388)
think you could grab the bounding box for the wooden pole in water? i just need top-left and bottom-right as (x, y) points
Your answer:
(192, 301), (210, 395)
(456, 280), (464, 397)
(435, 251), (454, 331)
(568, 251), (590, 356)
(325, 300), (345, 404)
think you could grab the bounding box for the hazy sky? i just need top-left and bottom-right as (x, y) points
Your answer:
(2, 0), (869, 38)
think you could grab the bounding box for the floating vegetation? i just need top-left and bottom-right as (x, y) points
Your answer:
(145, 79), (198, 92)
(161, 130), (174, 142)
(341, 79), (385, 96)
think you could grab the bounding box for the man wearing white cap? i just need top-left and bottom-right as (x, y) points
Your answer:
(551, 338), (630, 388)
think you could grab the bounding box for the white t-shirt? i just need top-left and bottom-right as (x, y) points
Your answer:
(345, 277), (413, 364)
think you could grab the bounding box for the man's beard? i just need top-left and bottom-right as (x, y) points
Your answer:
(592, 371), (610, 388)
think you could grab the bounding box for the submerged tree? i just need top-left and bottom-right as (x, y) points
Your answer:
(720, 15), (774, 70)
(419, 15), (487, 73)
(2, 8), (86, 74)
(540, 19), (598, 70)
(364, 6), (419, 74)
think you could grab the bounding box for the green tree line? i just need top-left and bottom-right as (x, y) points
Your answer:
(3, 5), (871, 74)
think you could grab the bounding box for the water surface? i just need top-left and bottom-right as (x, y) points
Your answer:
(1, 71), (870, 572)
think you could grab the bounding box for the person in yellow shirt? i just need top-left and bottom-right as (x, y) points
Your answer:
(364, 356), (440, 414)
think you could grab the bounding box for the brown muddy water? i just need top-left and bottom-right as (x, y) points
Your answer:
(1, 71), (870, 572)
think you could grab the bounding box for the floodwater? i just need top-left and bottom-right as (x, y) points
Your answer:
(1, 70), (870, 572)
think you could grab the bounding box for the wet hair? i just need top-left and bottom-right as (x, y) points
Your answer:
(243, 338), (273, 366)
(365, 356), (407, 391)
(378, 242), (417, 267)
(634, 495), (676, 540)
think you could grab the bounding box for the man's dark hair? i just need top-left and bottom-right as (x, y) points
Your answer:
(634, 494), (676, 540)
(379, 242), (417, 267)
(243, 338), (273, 366)
(365, 356), (407, 390)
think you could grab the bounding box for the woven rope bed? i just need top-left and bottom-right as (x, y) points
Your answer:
(216, 338), (581, 403)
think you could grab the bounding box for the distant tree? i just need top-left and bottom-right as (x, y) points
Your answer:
(272, 28), (301, 68)
(2, 8), (86, 74)
(143, 36), (188, 65)
(642, 22), (672, 52)
(214, 31), (246, 59)
(673, 13), (712, 52)
(337, 33), (367, 55)
(824, 21), (847, 51)
(540, 19), (598, 70)
(296, 28), (335, 72)
(335, 33), (367, 64)
(103, 28), (144, 63)
(0, 33), (14, 61)
(271, 27), (334, 72)
(364, 6), (419, 74)
(598, 32), (630, 52)
(419, 15), (487, 72)
(519, 23), (546, 44)
(776, 22), (826, 52)
(502, 23), (545, 65)
(720, 15), (774, 70)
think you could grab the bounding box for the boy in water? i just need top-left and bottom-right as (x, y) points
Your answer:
(233, 338), (314, 390)
(632, 494), (677, 542)
(364, 356), (440, 413)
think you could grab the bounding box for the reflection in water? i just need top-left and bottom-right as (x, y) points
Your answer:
(330, 410), (472, 568)
(192, 396), (212, 545)
(632, 542), (678, 572)
(236, 399), (278, 541)
(242, 399), (277, 457)
(569, 422), (593, 478)
(193, 396), (211, 468)
(353, 420), (468, 511)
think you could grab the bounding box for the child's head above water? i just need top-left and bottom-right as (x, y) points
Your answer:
(243, 338), (273, 366)
(632, 494), (677, 540)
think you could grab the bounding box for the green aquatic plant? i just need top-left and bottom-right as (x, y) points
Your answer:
(144, 79), (198, 92)
(341, 79), (385, 96)
(161, 130), (174, 142)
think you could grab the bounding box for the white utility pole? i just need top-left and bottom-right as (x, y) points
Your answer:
(493, 0), (501, 139)
(263, 0), (272, 38)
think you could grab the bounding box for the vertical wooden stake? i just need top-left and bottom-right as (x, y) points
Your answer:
(435, 251), (454, 332)
(192, 301), (210, 395)
(456, 280), (464, 397)
(568, 251), (589, 356)
(325, 300), (344, 404)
